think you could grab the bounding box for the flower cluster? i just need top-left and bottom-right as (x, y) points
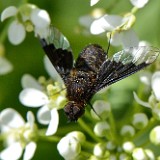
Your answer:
(19, 57), (67, 136)
(80, 0), (149, 48)
(0, 109), (37, 160)
(56, 100), (160, 159)
(1, 4), (51, 45)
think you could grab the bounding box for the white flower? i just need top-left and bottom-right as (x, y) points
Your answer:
(0, 108), (37, 160)
(90, 14), (138, 48)
(111, 29), (139, 48)
(57, 133), (81, 160)
(31, 9), (50, 28)
(19, 74), (67, 136)
(1, 5), (51, 45)
(79, 8), (105, 35)
(130, 0), (149, 8)
(90, 15), (123, 34)
(0, 56), (13, 75)
(30, 8), (51, 38)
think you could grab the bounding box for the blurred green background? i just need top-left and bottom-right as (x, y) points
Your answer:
(0, 0), (160, 159)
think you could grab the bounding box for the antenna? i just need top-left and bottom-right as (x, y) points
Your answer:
(88, 102), (102, 120)
(106, 32), (112, 54)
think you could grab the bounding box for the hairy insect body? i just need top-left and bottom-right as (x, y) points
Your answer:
(64, 68), (96, 121)
(65, 69), (96, 101)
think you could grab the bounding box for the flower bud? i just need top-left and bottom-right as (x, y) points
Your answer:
(57, 135), (81, 160)
(132, 148), (147, 160)
(93, 143), (110, 158)
(132, 113), (148, 129)
(106, 141), (116, 151)
(119, 153), (130, 160)
(120, 125), (135, 137)
(94, 121), (110, 137)
(145, 149), (155, 159)
(91, 100), (111, 120)
(150, 126), (160, 145)
(67, 131), (86, 144)
(122, 141), (135, 154)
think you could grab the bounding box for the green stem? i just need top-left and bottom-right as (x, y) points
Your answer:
(78, 118), (102, 143)
(38, 133), (61, 143)
(131, 7), (139, 14)
(0, 22), (9, 43)
(82, 140), (95, 149)
(38, 129), (61, 142)
(108, 111), (119, 144)
(81, 151), (92, 158)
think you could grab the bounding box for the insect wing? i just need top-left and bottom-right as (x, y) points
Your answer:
(113, 46), (159, 65)
(92, 46), (159, 93)
(40, 26), (73, 77)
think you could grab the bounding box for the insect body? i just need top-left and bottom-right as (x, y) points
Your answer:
(40, 27), (159, 121)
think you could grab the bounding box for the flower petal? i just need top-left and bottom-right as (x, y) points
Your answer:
(57, 136), (81, 160)
(0, 57), (13, 75)
(152, 72), (160, 101)
(0, 142), (23, 160)
(19, 88), (48, 107)
(26, 111), (35, 129)
(1, 6), (17, 22)
(23, 142), (37, 160)
(121, 29), (139, 48)
(110, 32), (123, 46)
(37, 105), (51, 124)
(31, 9), (50, 28)
(34, 26), (49, 38)
(133, 92), (151, 108)
(90, 15), (123, 34)
(8, 20), (26, 45)
(90, 0), (100, 6)
(139, 71), (152, 86)
(0, 108), (25, 128)
(21, 74), (43, 90)
(130, 0), (149, 8)
(79, 15), (94, 28)
(45, 109), (59, 136)
(43, 56), (63, 83)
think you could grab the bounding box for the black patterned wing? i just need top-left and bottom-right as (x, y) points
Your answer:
(40, 26), (73, 78)
(91, 46), (159, 94)
(75, 44), (107, 72)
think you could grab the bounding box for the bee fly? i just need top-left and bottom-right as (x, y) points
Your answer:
(40, 27), (159, 121)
